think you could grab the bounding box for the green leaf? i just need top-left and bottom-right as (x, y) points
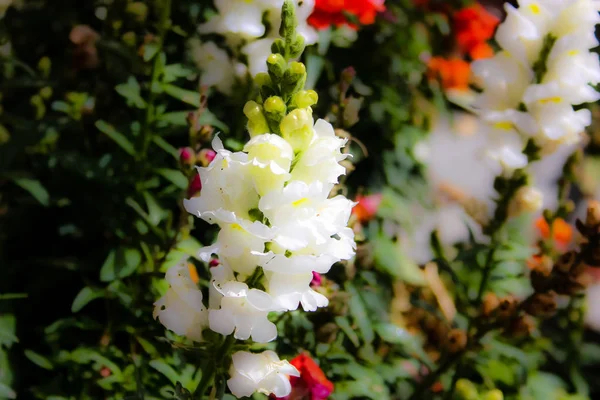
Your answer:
(149, 360), (179, 385)
(159, 110), (229, 133)
(373, 323), (433, 369)
(71, 287), (104, 313)
(373, 234), (424, 285)
(305, 53), (325, 90)
(164, 64), (193, 83)
(0, 383), (16, 399)
(143, 42), (160, 61)
(24, 350), (54, 370)
(12, 178), (49, 206)
(345, 282), (374, 344)
(143, 192), (166, 226)
(152, 136), (179, 159)
(335, 316), (360, 347)
(156, 169), (188, 190)
(162, 84), (201, 107)
(99, 248), (142, 282)
(0, 315), (17, 348)
(95, 120), (136, 156)
(115, 76), (146, 109)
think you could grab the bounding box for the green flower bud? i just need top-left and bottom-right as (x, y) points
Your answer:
(271, 39), (286, 56)
(482, 390), (503, 400)
(288, 35), (305, 59)
(280, 108), (314, 152)
(264, 96), (286, 115)
(456, 379), (478, 400)
(255, 72), (272, 88)
(282, 62), (307, 99)
(38, 56), (51, 78)
(267, 53), (286, 84)
(279, 0), (298, 41)
(244, 101), (270, 137)
(292, 90), (318, 109)
(40, 87), (53, 100)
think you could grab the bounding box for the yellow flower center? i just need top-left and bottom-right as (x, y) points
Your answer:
(528, 4), (541, 14)
(539, 97), (562, 104)
(493, 122), (513, 130)
(292, 198), (309, 207)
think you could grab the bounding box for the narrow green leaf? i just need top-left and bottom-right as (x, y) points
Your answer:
(143, 42), (160, 61)
(0, 383), (16, 399)
(159, 110), (229, 133)
(156, 169), (187, 190)
(162, 84), (201, 107)
(0, 315), (18, 348)
(345, 282), (374, 344)
(373, 234), (425, 285)
(373, 323), (433, 369)
(24, 349), (54, 370)
(149, 360), (179, 385)
(143, 192), (165, 225)
(115, 76), (146, 109)
(152, 136), (179, 159)
(95, 120), (136, 156)
(13, 178), (49, 206)
(335, 316), (360, 347)
(71, 287), (104, 313)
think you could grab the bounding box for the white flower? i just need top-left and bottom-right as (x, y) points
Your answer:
(199, 0), (281, 38)
(244, 133), (294, 195)
(190, 40), (246, 95)
(209, 281), (278, 343)
(227, 351), (299, 398)
(199, 219), (272, 277)
(266, 271), (329, 311)
(484, 129), (528, 175)
(527, 102), (589, 147)
(153, 262), (208, 342)
(184, 136), (259, 224)
(255, 251), (337, 274)
(472, 51), (533, 111)
(242, 38), (278, 78)
(291, 119), (349, 185)
(495, 4), (545, 66)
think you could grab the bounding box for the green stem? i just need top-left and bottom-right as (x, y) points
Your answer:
(195, 335), (236, 400)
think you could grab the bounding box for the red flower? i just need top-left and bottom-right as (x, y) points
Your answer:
(275, 353), (334, 400)
(453, 5), (499, 60)
(352, 193), (382, 223)
(308, 0), (386, 30)
(426, 57), (471, 91)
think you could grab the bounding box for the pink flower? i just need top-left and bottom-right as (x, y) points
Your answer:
(352, 193), (382, 223)
(187, 174), (202, 197)
(198, 149), (217, 167)
(310, 272), (322, 287)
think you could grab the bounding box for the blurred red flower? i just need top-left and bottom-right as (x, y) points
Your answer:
(352, 193), (382, 223)
(308, 0), (386, 30)
(274, 353), (334, 400)
(426, 57), (471, 91)
(453, 5), (499, 60)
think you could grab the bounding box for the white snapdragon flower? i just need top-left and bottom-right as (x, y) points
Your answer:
(190, 40), (247, 95)
(199, 219), (272, 277)
(227, 351), (300, 398)
(209, 280), (278, 343)
(291, 119), (349, 185)
(199, 0), (282, 38)
(184, 136), (259, 224)
(244, 133), (294, 195)
(153, 263), (208, 342)
(266, 271), (329, 311)
(484, 128), (528, 175)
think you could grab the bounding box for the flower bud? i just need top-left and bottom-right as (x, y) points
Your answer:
(555, 250), (577, 274)
(267, 53), (286, 84)
(506, 315), (536, 338)
(482, 389), (504, 400)
(288, 35), (305, 59)
(263, 96), (286, 114)
(280, 108), (314, 152)
(586, 200), (600, 227)
(179, 147), (195, 166)
(456, 379), (478, 400)
(197, 148), (216, 167)
(525, 291), (557, 317)
(243, 101), (270, 137)
(482, 292), (500, 316)
(271, 38), (286, 56)
(497, 295), (518, 318)
(187, 174), (202, 197)
(446, 329), (467, 353)
(292, 90), (319, 109)
(509, 186), (543, 217)
(282, 62), (307, 97)
(310, 272), (322, 287)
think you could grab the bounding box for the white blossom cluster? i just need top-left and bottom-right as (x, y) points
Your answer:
(192, 0), (318, 94)
(472, 0), (600, 174)
(154, 107), (354, 397)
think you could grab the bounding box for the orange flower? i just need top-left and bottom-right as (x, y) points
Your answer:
(535, 216), (573, 250)
(308, 0), (385, 30)
(453, 5), (499, 60)
(188, 263), (200, 284)
(427, 57), (471, 91)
